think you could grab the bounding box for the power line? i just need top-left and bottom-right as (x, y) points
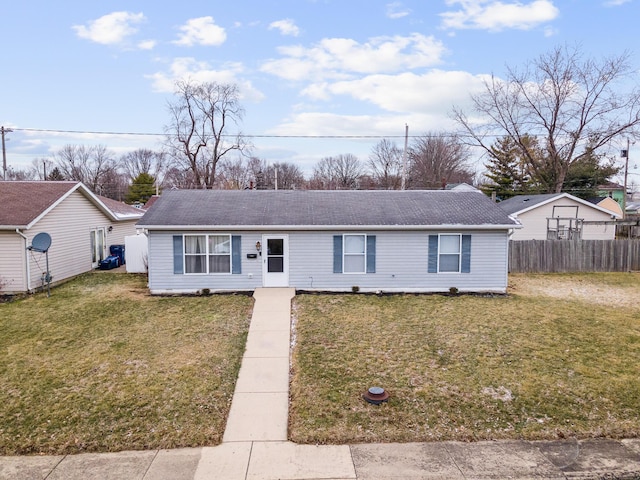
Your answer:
(10, 127), (453, 139)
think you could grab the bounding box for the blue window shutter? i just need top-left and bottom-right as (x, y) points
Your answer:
(366, 235), (376, 273)
(333, 235), (343, 273)
(173, 235), (183, 274)
(232, 235), (242, 274)
(428, 235), (438, 273)
(461, 235), (471, 273)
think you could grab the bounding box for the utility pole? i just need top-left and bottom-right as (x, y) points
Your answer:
(401, 124), (408, 190)
(622, 138), (630, 218)
(1, 126), (13, 181)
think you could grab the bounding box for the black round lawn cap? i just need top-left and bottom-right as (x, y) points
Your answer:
(363, 386), (390, 405)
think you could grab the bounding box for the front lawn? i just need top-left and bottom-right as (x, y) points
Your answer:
(289, 273), (640, 444)
(0, 272), (253, 455)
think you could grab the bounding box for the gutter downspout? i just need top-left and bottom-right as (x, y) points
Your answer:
(15, 228), (31, 292)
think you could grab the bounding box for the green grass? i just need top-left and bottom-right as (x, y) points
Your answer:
(0, 272), (253, 455)
(289, 273), (640, 444)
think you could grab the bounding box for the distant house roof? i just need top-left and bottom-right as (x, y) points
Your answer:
(597, 182), (624, 190)
(445, 183), (480, 192)
(97, 194), (146, 220)
(0, 181), (143, 229)
(138, 190), (520, 230)
(143, 195), (160, 210)
(496, 193), (561, 216)
(585, 197), (605, 205)
(497, 192), (622, 218)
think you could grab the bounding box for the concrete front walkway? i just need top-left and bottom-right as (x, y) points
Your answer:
(222, 288), (295, 443)
(2, 288), (640, 479)
(205, 287), (357, 479)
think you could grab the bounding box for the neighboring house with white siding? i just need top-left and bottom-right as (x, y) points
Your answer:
(497, 193), (621, 241)
(0, 181), (144, 294)
(137, 190), (521, 294)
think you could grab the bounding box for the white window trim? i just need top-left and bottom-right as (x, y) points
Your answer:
(183, 234), (232, 275)
(438, 233), (462, 274)
(343, 233), (367, 274)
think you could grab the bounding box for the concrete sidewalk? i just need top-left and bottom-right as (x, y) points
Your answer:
(3, 439), (640, 479)
(2, 288), (640, 479)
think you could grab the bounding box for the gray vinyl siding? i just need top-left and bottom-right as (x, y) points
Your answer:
(147, 229), (509, 294)
(149, 230), (264, 293)
(290, 230), (507, 292)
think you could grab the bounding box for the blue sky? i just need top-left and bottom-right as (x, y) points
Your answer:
(2, 0), (639, 179)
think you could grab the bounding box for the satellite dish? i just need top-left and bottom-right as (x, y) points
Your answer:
(30, 232), (52, 253)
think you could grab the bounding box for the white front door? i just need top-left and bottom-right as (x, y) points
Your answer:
(262, 235), (289, 287)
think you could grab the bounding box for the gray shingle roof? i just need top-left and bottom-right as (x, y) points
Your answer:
(138, 190), (518, 229)
(496, 193), (561, 216)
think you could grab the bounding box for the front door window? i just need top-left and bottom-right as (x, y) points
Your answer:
(267, 238), (284, 273)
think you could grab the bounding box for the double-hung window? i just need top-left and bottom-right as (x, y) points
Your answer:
(343, 234), (366, 274)
(184, 235), (207, 274)
(184, 234), (232, 274)
(438, 234), (462, 273)
(333, 234), (376, 274)
(209, 235), (231, 273)
(428, 234), (471, 274)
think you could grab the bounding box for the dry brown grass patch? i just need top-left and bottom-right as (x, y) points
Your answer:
(289, 273), (640, 444)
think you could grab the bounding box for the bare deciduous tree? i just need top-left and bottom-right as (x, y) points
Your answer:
(119, 149), (166, 186)
(164, 79), (250, 189)
(310, 154), (363, 189)
(217, 157), (251, 189)
(29, 157), (55, 180)
(368, 139), (403, 189)
(53, 144), (117, 194)
(264, 162), (306, 190)
(453, 45), (640, 193)
(408, 133), (474, 189)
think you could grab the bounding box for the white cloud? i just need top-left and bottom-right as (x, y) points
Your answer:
(604, 0), (631, 5)
(173, 16), (227, 46)
(303, 70), (488, 113)
(138, 39), (156, 50)
(386, 2), (411, 19)
(267, 111), (463, 140)
(261, 33), (446, 81)
(146, 57), (264, 101)
(72, 11), (146, 45)
(440, 0), (559, 31)
(269, 19), (301, 37)
(266, 69), (492, 144)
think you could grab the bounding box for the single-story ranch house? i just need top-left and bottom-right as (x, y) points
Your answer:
(137, 190), (521, 294)
(0, 181), (144, 294)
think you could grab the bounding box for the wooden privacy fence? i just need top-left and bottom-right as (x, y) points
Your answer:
(509, 239), (640, 273)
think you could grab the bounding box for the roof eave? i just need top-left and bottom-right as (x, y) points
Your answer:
(0, 225), (29, 231)
(138, 223), (521, 231)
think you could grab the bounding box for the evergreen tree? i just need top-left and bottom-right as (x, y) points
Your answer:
(46, 167), (65, 181)
(563, 146), (620, 199)
(125, 173), (156, 204)
(481, 136), (535, 199)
